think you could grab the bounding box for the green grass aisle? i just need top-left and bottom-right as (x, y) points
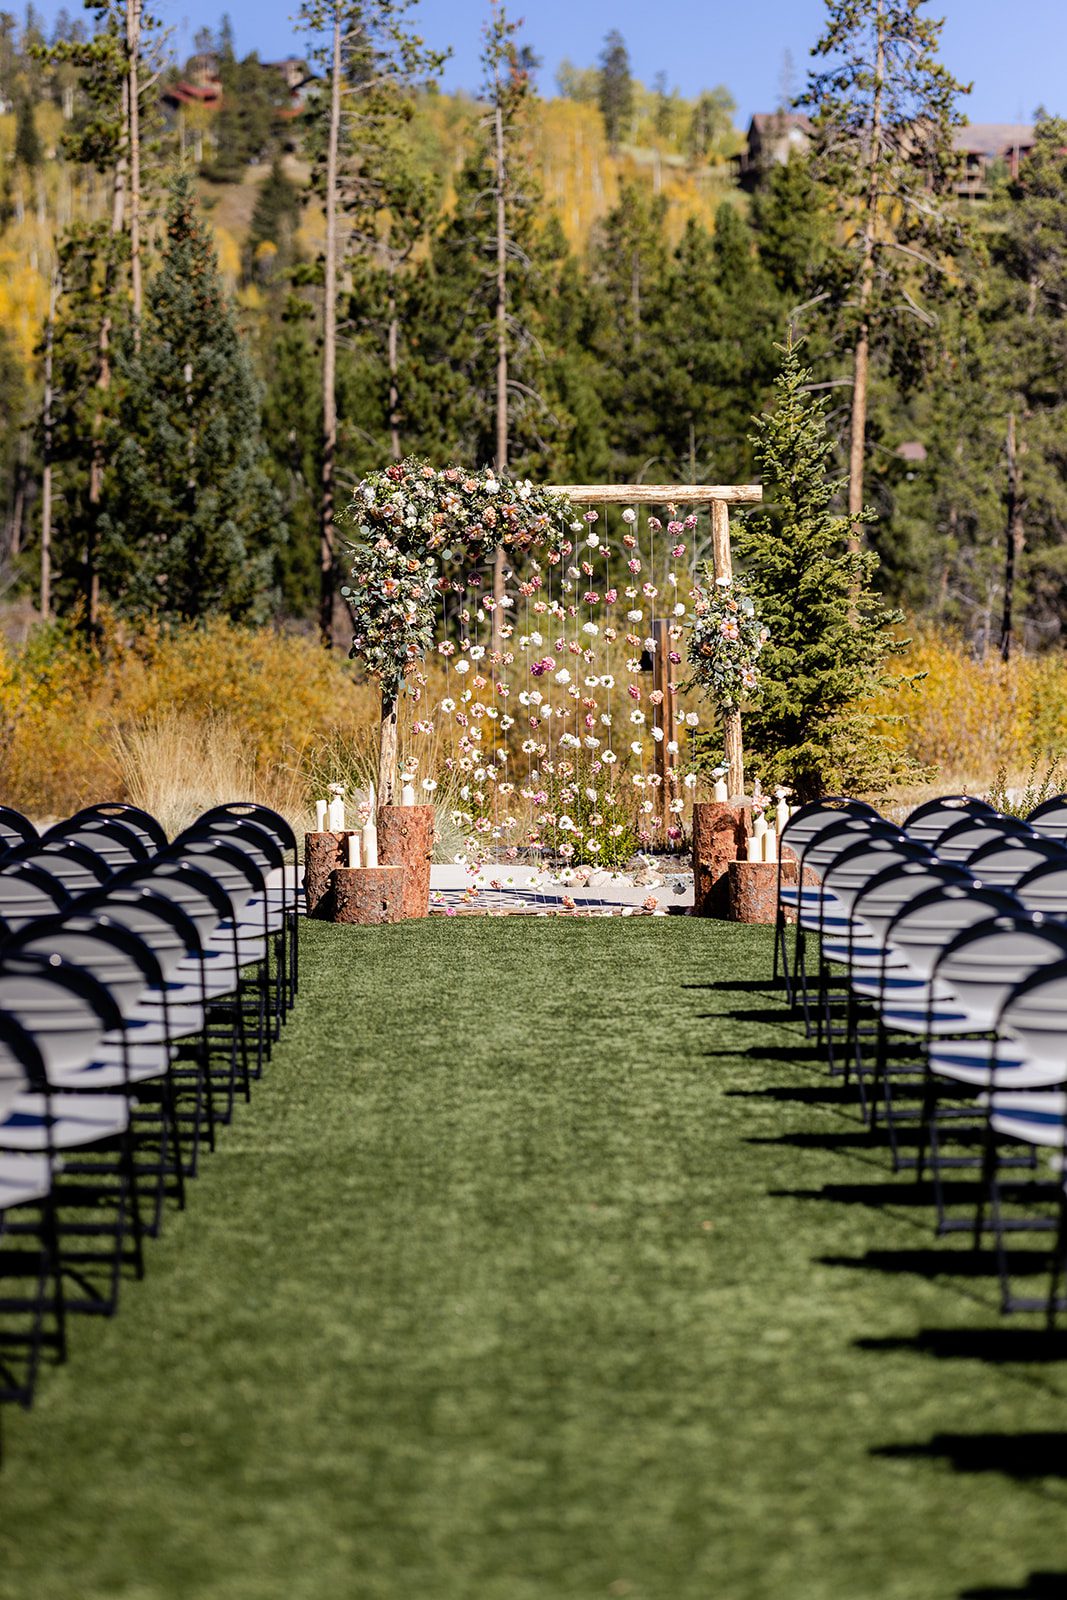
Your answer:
(2, 918), (1066, 1600)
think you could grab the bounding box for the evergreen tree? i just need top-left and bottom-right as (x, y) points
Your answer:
(750, 152), (832, 303)
(597, 28), (631, 153)
(684, 86), (735, 163)
(101, 175), (281, 621)
(246, 154), (301, 283)
(737, 338), (907, 799)
(14, 97), (40, 167)
(801, 0), (969, 544)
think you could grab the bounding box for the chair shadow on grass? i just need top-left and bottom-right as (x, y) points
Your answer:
(771, 1178), (979, 1209)
(959, 1574), (1067, 1598)
(856, 1328), (1067, 1365)
(819, 1247), (1051, 1280)
(873, 1432), (1067, 1480)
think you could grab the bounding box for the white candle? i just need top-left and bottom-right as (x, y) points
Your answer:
(315, 799), (327, 832)
(776, 798), (789, 833)
(713, 778), (728, 802)
(753, 811), (767, 839)
(347, 833), (361, 870)
(401, 782), (416, 807)
(763, 828), (778, 864)
(746, 836), (762, 864)
(327, 795), (345, 831)
(362, 819), (378, 869)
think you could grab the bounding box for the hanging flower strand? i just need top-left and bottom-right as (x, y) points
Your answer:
(685, 564), (769, 714)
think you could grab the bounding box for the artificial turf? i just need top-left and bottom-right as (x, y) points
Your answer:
(1, 916), (1065, 1600)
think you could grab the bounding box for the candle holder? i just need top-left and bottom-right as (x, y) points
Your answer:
(332, 864), (408, 925)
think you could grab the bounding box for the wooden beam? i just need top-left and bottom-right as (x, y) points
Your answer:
(547, 485), (762, 506)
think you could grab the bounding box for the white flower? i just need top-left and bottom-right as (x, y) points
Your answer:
(584, 736), (601, 749)
(630, 741), (643, 755)
(518, 691), (530, 707)
(666, 739), (679, 754)
(555, 668), (571, 686)
(582, 622), (599, 636)
(529, 690), (542, 705)
(626, 609), (643, 623)
(643, 637), (657, 652)
(469, 645), (485, 660)
(633, 774), (646, 788)
(518, 634), (530, 650)
(569, 521), (583, 534)
(558, 815), (575, 831)
(522, 739), (538, 753)
(621, 507), (637, 524)
(641, 799), (654, 813)
(586, 532), (599, 549)
(651, 726), (664, 742)
(566, 566), (581, 580)
(485, 478), (499, 493)
(441, 697), (456, 713)
(673, 603), (686, 617)
(600, 713), (612, 726)
(715, 575), (730, 587)
(602, 750), (617, 764)
(670, 798), (685, 814)
(422, 778), (438, 792)
(500, 715), (514, 730)
(684, 773), (698, 789)
(560, 732), (581, 748)
(685, 712), (699, 727)
(584, 676), (600, 688)
(601, 674), (615, 689)
(630, 709), (646, 724)
(455, 660), (470, 674)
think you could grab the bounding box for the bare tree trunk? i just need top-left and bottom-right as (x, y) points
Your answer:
(491, 95), (508, 653)
(40, 270), (57, 619)
(387, 259), (401, 464)
(8, 432), (27, 558)
(847, 0), (884, 553)
(319, 7), (341, 647)
(126, 0), (143, 346)
(378, 688), (399, 808)
(1000, 411), (1025, 663)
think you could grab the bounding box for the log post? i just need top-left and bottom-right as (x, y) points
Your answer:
(378, 804), (434, 920)
(692, 800), (750, 917)
(710, 497), (745, 801)
(304, 829), (355, 919)
(333, 865), (407, 925)
(378, 688), (399, 807)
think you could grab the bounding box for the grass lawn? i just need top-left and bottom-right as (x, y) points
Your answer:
(1, 916), (1066, 1600)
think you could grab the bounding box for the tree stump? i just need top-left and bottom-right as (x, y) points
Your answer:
(333, 865), (408, 925)
(692, 801), (751, 916)
(724, 861), (779, 924)
(304, 830), (360, 920)
(378, 805), (434, 921)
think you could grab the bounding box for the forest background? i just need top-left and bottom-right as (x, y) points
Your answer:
(0, 0), (1065, 829)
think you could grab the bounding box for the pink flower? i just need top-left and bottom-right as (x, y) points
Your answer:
(667, 520), (684, 536)
(530, 656), (556, 677)
(648, 516), (662, 532)
(642, 895), (659, 911)
(671, 543), (686, 559)
(627, 559), (641, 574)
(627, 683), (641, 700)
(584, 509), (599, 523)
(605, 587), (618, 603)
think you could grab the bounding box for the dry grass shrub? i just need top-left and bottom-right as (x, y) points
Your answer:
(0, 614), (377, 826)
(869, 627), (1067, 802)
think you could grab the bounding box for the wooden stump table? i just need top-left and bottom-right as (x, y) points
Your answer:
(304, 830), (361, 920)
(333, 865), (408, 925)
(378, 805), (434, 921)
(692, 800), (751, 917)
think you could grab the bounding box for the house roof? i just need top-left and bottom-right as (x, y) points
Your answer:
(748, 112), (812, 138)
(953, 123), (1034, 156)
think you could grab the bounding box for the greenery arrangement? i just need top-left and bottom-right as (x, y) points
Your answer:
(685, 570), (768, 715)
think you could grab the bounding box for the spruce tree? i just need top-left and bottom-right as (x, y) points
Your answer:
(597, 29), (632, 153)
(736, 338), (908, 799)
(14, 98), (41, 168)
(102, 174), (281, 621)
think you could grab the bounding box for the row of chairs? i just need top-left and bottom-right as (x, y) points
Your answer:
(0, 799), (299, 1458)
(773, 791), (1067, 1326)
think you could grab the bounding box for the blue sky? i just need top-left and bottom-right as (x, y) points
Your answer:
(35, 0), (1067, 125)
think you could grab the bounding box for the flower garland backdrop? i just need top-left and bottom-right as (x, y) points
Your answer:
(341, 461), (726, 882)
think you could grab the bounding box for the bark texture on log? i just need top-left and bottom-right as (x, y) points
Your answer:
(724, 861), (780, 924)
(692, 801), (751, 916)
(333, 865), (408, 925)
(378, 805), (434, 920)
(304, 830), (356, 919)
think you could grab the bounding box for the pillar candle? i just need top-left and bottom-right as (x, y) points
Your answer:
(776, 798), (789, 834)
(763, 828), (778, 864)
(362, 819), (378, 869)
(347, 832), (361, 869)
(753, 810), (767, 839)
(327, 795), (345, 831)
(401, 782), (416, 806)
(713, 778), (728, 802)
(746, 836), (762, 864)
(315, 799), (327, 832)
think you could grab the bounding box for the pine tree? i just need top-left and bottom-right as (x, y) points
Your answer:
(597, 29), (631, 153)
(801, 0), (969, 546)
(101, 174), (281, 621)
(246, 154), (301, 283)
(14, 98), (41, 168)
(750, 153), (832, 303)
(736, 337), (908, 800)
